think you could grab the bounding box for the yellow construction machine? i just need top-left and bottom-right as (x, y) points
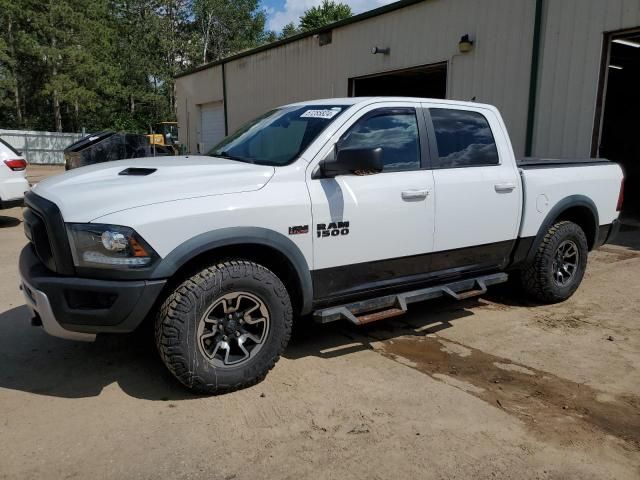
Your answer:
(147, 122), (180, 155)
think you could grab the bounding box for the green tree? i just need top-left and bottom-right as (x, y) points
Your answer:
(0, 0), (41, 128)
(279, 22), (299, 39)
(155, 0), (198, 120)
(299, 0), (352, 32)
(263, 30), (278, 44)
(8, 0), (120, 132)
(110, 0), (195, 131)
(49, 0), (120, 131)
(0, 0), (21, 126)
(193, 0), (267, 63)
(0, 0), (277, 132)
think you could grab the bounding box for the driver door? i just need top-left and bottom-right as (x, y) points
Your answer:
(307, 102), (435, 302)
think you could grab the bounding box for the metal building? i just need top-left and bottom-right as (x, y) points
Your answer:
(175, 0), (640, 213)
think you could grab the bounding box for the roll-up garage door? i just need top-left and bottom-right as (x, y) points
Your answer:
(199, 102), (225, 153)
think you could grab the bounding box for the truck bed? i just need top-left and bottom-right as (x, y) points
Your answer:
(518, 159), (622, 240)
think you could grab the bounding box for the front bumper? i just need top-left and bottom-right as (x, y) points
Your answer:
(21, 278), (96, 342)
(19, 245), (166, 341)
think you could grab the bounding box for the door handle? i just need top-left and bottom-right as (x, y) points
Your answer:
(401, 189), (430, 201)
(494, 183), (516, 193)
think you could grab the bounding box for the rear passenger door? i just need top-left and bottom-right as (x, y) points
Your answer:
(423, 105), (521, 273)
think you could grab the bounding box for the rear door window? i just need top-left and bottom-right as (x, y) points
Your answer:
(429, 109), (499, 168)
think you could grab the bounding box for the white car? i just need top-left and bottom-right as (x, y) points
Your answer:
(19, 97), (624, 394)
(0, 138), (29, 209)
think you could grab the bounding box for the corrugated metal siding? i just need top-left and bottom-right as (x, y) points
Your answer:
(175, 65), (224, 153)
(223, 0), (536, 155)
(533, 0), (640, 158)
(177, 0), (640, 158)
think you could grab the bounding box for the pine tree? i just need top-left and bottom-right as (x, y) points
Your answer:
(0, 0), (292, 132)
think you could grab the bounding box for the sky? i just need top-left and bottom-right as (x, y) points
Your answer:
(262, 0), (397, 32)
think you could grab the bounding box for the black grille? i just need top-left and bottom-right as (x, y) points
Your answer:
(23, 208), (56, 272)
(23, 192), (75, 275)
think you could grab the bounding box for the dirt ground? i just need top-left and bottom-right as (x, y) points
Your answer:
(1, 165), (639, 479)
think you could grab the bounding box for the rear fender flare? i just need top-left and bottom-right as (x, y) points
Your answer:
(524, 195), (599, 264)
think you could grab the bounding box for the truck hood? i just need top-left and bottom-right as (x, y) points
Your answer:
(33, 156), (275, 222)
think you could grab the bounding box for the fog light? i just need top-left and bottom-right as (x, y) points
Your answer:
(101, 231), (128, 252)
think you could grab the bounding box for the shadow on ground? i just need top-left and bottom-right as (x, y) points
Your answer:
(0, 297), (480, 400)
(0, 305), (195, 401)
(0, 214), (21, 228)
(285, 297), (477, 360)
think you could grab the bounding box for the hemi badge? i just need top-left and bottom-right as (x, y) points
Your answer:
(288, 225), (309, 235)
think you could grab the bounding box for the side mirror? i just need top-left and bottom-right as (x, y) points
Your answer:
(321, 147), (383, 178)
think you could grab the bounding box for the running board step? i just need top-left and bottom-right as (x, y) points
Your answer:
(313, 273), (508, 325)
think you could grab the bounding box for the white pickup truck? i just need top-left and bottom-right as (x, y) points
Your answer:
(19, 97), (624, 394)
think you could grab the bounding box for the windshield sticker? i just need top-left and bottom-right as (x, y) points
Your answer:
(300, 109), (341, 119)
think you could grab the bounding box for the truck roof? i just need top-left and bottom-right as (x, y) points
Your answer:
(285, 97), (498, 111)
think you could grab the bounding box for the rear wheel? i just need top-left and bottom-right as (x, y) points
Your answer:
(520, 221), (588, 303)
(155, 260), (292, 394)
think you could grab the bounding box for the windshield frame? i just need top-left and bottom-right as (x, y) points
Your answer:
(207, 104), (348, 167)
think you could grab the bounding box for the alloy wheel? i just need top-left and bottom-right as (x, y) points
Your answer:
(197, 291), (270, 367)
(552, 240), (579, 286)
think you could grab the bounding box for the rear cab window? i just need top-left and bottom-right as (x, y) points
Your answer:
(428, 108), (499, 168)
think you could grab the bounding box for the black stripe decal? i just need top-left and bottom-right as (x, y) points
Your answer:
(312, 240), (516, 304)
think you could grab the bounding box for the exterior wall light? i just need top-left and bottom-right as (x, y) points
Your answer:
(371, 46), (390, 55)
(458, 34), (474, 53)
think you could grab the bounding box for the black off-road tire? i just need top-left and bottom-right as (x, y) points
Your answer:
(520, 221), (588, 304)
(155, 260), (292, 394)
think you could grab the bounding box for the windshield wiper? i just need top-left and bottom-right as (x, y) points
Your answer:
(214, 151), (254, 164)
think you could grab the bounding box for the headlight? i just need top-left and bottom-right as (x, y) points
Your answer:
(67, 224), (159, 269)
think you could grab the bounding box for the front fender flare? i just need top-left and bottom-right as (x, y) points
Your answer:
(150, 227), (314, 315)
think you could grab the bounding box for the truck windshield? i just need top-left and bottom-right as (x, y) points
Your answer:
(208, 105), (346, 166)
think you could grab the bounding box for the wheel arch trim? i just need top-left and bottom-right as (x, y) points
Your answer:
(525, 195), (599, 264)
(150, 227), (314, 314)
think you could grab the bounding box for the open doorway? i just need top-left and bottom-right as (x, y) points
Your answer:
(349, 63), (447, 98)
(596, 29), (640, 216)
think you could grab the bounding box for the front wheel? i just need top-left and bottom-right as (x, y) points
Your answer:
(520, 221), (588, 304)
(155, 260), (293, 394)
